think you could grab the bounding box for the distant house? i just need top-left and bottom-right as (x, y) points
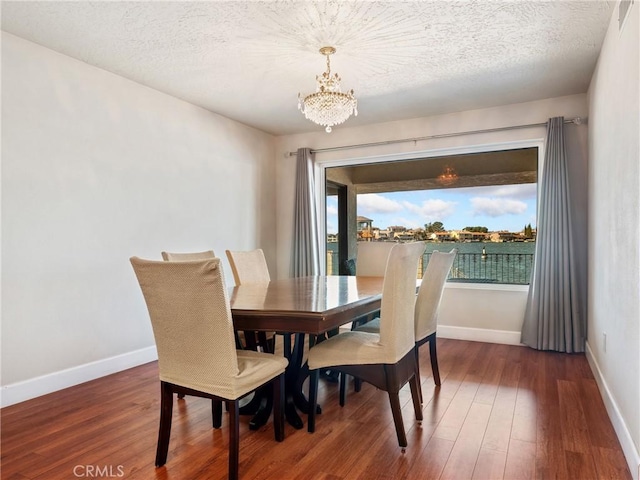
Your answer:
(430, 231), (455, 242)
(357, 216), (374, 240)
(457, 230), (490, 242)
(492, 231), (520, 242)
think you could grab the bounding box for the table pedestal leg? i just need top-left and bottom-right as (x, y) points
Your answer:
(281, 333), (303, 429)
(247, 385), (272, 430)
(240, 330), (274, 427)
(240, 332), (321, 430)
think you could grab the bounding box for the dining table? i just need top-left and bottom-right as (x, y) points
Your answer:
(229, 275), (386, 429)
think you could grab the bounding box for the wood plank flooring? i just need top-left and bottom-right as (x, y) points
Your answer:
(1, 339), (632, 479)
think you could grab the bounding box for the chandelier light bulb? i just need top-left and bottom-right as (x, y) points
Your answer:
(298, 46), (357, 133)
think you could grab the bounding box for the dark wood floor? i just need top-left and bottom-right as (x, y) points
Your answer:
(1, 339), (632, 480)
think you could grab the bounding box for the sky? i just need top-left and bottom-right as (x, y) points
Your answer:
(326, 183), (537, 234)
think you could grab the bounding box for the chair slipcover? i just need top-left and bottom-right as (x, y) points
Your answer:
(355, 241), (397, 276)
(414, 249), (457, 342)
(357, 249), (457, 340)
(225, 249), (271, 284)
(131, 257), (287, 399)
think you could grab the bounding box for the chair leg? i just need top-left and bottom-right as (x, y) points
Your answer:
(409, 374), (423, 423)
(339, 372), (347, 407)
(212, 399), (223, 428)
(414, 345), (424, 405)
(428, 333), (441, 386)
(155, 382), (174, 467)
(387, 391), (408, 450)
(307, 369), (320, 433)
(273, 373), (285, 442)
(228, 400), (240, 480)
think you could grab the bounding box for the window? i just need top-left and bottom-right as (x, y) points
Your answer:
(324, 146), (538, 284)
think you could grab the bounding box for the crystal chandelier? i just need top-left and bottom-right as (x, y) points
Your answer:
(437, 165), (459, 186)
(298, 46), (357, 133)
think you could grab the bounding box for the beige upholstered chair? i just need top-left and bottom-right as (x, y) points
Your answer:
(130, 257), (288, 480)
(355, 241), (396, 276)
(225, 248), (272, 283)
(357, 249), (457, 392)
(161, 250), (215, 261)
(339, 241), (397, 390)
(162, 249), (248, 351)
(224, 249), (277, 351)
(160, 250), (230, 402)
(412, 249), (457, 387)
(307, 242), (426, 451)
(351, 241), (396, 329)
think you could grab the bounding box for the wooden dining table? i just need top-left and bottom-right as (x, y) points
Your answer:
(229, 275), (385, 429)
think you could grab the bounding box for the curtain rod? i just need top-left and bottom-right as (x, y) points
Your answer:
(287, 116), (586, 157)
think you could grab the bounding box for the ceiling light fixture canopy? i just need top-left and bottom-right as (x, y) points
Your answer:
(298, 46), (357, 133)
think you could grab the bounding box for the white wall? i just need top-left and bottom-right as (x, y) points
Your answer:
(587, 1), (640, 476)
(1, 33), (276, 405)
(437, 284), (527, 345)
(275, 94), (589, 340)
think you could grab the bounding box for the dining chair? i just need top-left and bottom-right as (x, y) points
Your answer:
(338, 241), (397, 391)
(356, 249), (457, 397)
(348, 241), (397, 331)
(161, 250), (229, 402)
(225, 249), (278, 353)
(306, 242), (426, 451)
(161, 250), (215, 261)
(355, 240), (397, 276)
(130, 257), (287, 480)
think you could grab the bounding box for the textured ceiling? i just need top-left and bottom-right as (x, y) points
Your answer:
(1, 1), (614, 135)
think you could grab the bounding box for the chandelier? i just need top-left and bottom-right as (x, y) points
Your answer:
(437, 165), (459, 186)
(298, 46), (357, 133)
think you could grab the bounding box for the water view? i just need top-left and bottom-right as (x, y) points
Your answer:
(327, 241), (535, 285)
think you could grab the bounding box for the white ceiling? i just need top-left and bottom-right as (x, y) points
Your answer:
(1, 1), (615, 136)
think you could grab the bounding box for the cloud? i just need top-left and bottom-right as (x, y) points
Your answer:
(401, 199), (457, 222)
(470, 197), (528, 217)
(358, 193), (403, 214)
(326, 205), (338, 216)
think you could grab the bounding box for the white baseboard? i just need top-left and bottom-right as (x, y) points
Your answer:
(585, 341), (640, 480)
(0, 346), (158, 408)
(437, 325), (524, 345)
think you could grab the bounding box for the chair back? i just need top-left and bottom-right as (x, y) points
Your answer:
(130, 257), (240, 397)
(415, 249), (457, 342)
(356, 241), (397, 277)
(225, 249), (271, 285)
(161, 250), (215, 261)
(377, 242), (426, 363)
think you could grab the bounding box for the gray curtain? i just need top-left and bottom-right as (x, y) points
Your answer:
(291, 148), (321, 277)
(521, 117), (584, 352)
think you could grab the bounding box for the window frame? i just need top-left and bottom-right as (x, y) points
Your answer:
(315, 138), (544, 288)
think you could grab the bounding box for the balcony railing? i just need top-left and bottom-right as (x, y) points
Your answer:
(327, 251), (534, 285)
(425, 252), (533, 285)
